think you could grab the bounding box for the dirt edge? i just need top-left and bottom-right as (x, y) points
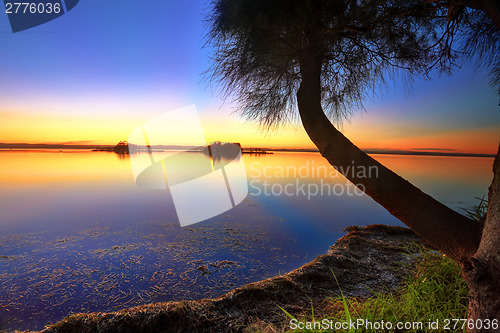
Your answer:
(39, 224), (429, 333)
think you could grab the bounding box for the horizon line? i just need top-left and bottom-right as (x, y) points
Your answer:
(0, 142), (495, 158)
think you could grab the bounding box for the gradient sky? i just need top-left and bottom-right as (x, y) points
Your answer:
(0, 0), (499, 153)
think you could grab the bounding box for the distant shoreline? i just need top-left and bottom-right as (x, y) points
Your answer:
(267, 148), (496, 158)
(0, 143), (495, 158)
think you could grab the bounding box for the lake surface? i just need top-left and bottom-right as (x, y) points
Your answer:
(0, 150), (493, 331)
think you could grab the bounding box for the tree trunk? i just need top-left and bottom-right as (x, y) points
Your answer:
(295, 54), (483, 263)
(463, 145), (500, 332)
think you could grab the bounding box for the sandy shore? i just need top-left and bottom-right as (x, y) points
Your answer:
(37, 224), (429, 333)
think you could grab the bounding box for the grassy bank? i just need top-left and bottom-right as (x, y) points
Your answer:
(264, 197), (489, 333)
(273, 249), (468, 333)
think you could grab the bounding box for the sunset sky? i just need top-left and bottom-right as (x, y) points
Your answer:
(1, 0), (499, 154)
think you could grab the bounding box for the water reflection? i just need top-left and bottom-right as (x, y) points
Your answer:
(0, 150), (492, 234)
(0, 150), (494, 332)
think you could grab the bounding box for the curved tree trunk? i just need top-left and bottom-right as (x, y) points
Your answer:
(295, 54), (483, 263)
(463, 146), (500, 332)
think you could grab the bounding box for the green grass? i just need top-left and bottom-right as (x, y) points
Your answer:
(461, 195), (487, 222)
(246, 198), (490, 333)
(276, 199), (487, 333)
(281, 250), (468, 332)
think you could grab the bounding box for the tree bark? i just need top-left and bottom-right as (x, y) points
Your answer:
(295, 54), (483, 263)
(463, 145), (500, 332)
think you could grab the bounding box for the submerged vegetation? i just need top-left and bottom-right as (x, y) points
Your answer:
(0, 203), (487, 332)
(0, 218), (296, 332)
(33, 225), (429, 333)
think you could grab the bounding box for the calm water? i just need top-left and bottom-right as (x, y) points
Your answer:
(0, 150), (493, 331)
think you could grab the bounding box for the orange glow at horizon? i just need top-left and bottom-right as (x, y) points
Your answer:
(344, 123), (499, 155)
(1, 111), (144, 146)
(1, 109), (498, 155)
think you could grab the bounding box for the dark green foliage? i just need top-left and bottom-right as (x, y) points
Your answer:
(206, 0), (499, 128)
(461, 14), (499, 94)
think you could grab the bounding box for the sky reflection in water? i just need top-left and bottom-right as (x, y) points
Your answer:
(0, 150), (493, 331)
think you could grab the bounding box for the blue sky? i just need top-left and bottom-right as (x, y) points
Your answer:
(0, 0), (499, 153)
(0, 0), (213, 109)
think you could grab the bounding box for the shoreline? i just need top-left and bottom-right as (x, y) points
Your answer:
(0, 144), (495, 158)
(38, 224), (431, 333)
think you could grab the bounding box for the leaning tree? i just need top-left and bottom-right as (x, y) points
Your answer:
(205, 0), (499, 330)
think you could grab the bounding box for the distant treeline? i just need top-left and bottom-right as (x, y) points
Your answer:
(0, 143), (494, 158)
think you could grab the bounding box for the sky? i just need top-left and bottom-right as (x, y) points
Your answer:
(0, 0), (499, 154)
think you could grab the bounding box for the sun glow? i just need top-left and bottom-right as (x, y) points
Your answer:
(1, 108), (497, 155)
